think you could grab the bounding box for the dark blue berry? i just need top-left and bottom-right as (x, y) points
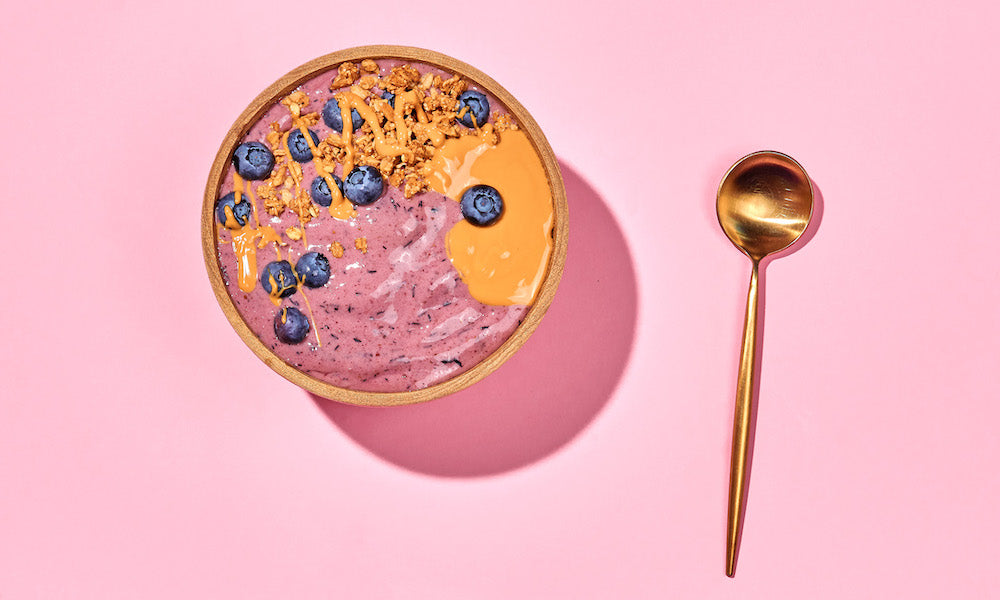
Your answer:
(274, 306), (310, 345)
(232, 142), (275, 180)
(215, 192), (252, 229)
(343, 166), (384, 206)
(322, 98), (363, 133)
(260, 260), (297, 299)
(456, 90), (490, 128)
(310, 174), (344, 207)
(382, 91), (396, 108)
(295, 252), (331, 288)
(288, 128), (320, 163)
(460, 185), (504, 226)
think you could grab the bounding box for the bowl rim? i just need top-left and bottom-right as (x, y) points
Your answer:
(201, 45), (569, 406)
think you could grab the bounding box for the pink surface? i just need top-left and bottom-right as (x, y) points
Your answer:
(2, 1), (998, 597)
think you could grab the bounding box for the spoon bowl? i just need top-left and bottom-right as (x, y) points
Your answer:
(717, 151), (813, 577)
(717, 152), (813, 261)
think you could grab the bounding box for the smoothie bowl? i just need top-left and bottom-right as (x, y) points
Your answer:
(202, 46), (568, 406)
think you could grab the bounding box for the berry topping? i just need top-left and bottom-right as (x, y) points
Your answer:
(260, 260), (297, 299)
(343, 166), (384, 206)
(288, 128), (320, 163)
(274, 306), (310, 345)
(232, 142), (275, 180)
(295, 252), (331, 288)
(460, 185), (504, 226)
(456, 90), (489, 128)
(382, 90), (396, 108)
(215, 192), (252, 230)
(322, 98), (363, 133)
(310, 174), (344, 207)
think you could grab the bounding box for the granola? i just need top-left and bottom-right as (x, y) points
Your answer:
(255, 60), (518, 224)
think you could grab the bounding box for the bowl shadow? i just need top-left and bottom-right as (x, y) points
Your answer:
(310, 160), (638, 478)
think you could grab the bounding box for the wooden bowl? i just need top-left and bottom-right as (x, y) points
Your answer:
(202, 46), (568, 406)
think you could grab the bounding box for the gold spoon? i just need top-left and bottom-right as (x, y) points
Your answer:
(716, 151), (813, 577)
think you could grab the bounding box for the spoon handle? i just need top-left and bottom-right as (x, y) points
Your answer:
(727, 260), (760, 577)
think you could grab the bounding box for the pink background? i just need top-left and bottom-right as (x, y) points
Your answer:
(2, 1), (998, 597)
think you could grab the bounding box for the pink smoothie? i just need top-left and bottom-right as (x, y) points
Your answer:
(214, 59), (535, 393)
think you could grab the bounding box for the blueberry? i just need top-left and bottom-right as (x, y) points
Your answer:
(460, 185), (504, 226)
(288, 128), (320, 163)
(382, 91), (396, 109)
(310, 174), (344, 207)
(456, 90), (490, 128)
(295, 252), (331, 288)
(260, 260), (297, 298)
(322, 98), (364, 133)
(232, 142), (275, 180)
(215, 192), (252, 229)
(343, 166), (384, 206)
(274, 306), (310, 345)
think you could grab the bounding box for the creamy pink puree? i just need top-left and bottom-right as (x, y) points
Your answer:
(216, 61), (529, 392)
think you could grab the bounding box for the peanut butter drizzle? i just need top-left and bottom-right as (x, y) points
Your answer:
(233, 173), (265, 229)
(226, 223), (283, 294)
(257, 226), (283, 257)
(293, 114), (356, 221)
(241, 182), (284, 262)
(335, 92), (415, 176)
(223, 66), (552, 311)
(229, 197), (320, 345)
(261, 101), (327, 345)
(279, 133), (310, 248)
(337, 99), (356, 175)
(231, 227), (260, 293)
(222, 204), (241, 230)
(424, 128), (553, 306)
(265, 271), (284, 306)
(329, 198), (356, 220)
(223, 169), (284, 293)
(295, 285), (323, 347)
(276, 305), (321, 347)
(233, 172), (245, 211)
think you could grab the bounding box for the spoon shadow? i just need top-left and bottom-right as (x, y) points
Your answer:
(309, 160), (638, 478)
(726, 180), (824, 574)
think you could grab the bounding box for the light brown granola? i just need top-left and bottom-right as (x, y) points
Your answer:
(280, 91), (310, 117)
(329, 241), (345, 258)
(265, 128), (282, 150)
(257, 183), (285, 217)
(287, 189), (317, 223)
(331, 62), (360, 89)
(387, 170), (404, 188)
(266, 60), (519, 215)
(383, 65), (421, 92)
(494, 113), (518, 133)
(354, 237), (368, 253)
(439, 75), (466, 96)
(299, 112), (320, 127)
(403, 173), (425, 198)
(285, 226), (303, 241)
